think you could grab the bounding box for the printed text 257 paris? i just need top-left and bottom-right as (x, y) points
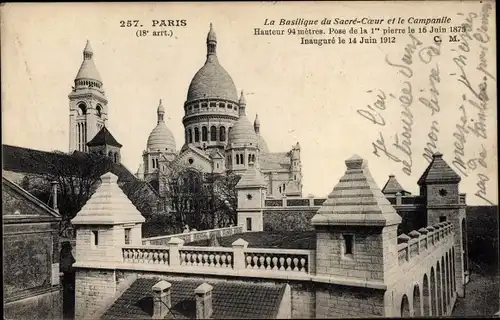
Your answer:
(120, 20), (142, 28)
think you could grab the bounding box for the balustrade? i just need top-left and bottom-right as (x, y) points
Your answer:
(243, 248), (311, 273)
(179, 247), (234, 268)
(122, 246), (170, 265)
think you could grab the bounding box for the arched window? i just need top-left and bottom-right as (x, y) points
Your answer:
(248, 154), (251, 163)
(210, 126), (217, 141)
(251, 154), (255, 162)
(78, 103), (87, 115)
(202, 126), (208, 141)
(431, 267), (437, 316)
(219, 126), (226, 141)
(413, 285), (421, 317)
(188, 129), (193, 143)
(437, 262), (442, 316)
(108, 151), (113, 158)
(401, 294), (410, 317)
(423, 274), (430, 316)
(96, 104), (102, 118)
(236, 155), (240, 165)
(194, 128), (200, 142)
(240, 154), (244, 165)
(114, 152), (118, 163)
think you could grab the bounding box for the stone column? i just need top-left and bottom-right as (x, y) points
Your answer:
(152, 280), (172, 319)
(195, 283), (213, 319)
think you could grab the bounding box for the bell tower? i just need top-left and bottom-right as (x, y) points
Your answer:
(69, 40), (108, 153)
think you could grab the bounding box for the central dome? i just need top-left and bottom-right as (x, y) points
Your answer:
(186, 24), (238, 102)
(187, 62), (238, 102)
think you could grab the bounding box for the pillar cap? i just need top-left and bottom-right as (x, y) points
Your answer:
(195, 282), (213, 294)
(153, 280), (172, 292)
(231, 238), (248, 248)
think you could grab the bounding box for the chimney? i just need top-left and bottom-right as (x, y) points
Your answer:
(396, 191), (402, 206)
(195, 282), (213, 319)
(51, 181), (59, 212)
(152, 280), (172, 319)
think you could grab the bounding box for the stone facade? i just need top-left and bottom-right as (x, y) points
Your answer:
(3, 176), (62, 320)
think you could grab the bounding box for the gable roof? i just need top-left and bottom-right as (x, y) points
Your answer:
(2, 175), (61, 222)
(87, 126), (122, 148)
(259, 152), (290, 171)
(417, 152), (461, 185)
(2, 144), (159, 215)
(102, 278), (286, 319)
(381, 174), (409, 195)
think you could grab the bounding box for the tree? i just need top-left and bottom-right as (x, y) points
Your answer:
(158, 161), (240, 232)
(21, 151), (157, 238)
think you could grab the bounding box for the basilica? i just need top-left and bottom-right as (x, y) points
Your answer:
(68, 24), (303, 199)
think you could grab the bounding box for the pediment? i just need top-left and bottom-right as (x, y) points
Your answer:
(173, 148), (213, 173)
(2, 176), (61, 221)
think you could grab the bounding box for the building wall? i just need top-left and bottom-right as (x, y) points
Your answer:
(315, 283), (385, 318)
(75, 269), (117, 319)
(4, 288), (62, 320)
(3, 183), (62, 320)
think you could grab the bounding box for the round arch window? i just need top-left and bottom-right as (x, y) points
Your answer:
(188, 158), (194, 165)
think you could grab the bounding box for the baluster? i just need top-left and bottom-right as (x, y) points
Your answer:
(122, 249), (128, 262)
(209, 254), (215, 267)
(203, 254), (209, 267)
(293, 257), (299, 271)
(227, 254), (232, 268)
(138, 250), (144, 263)
(253, 256), (259, 269)
(259, 256), (265, 270)
(246, 255), (252, 268)
(286, 257), (292, 271)
(154, 251), (159, 264)
(221, 254), (227, 267)
(192, 253), (198, 267)
(265, 257), (272, 270)
(158, 251), (164, 264)
(272, 257), (278, 271)
(133, 249), (138, 263)
(300, 258), (306, 272)
(164, 252), (168, 265)
(215, 254), (221, 267)
(279, 257), (285, 271)
(180, 252), (186, 265)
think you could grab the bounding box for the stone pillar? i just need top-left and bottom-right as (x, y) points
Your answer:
(195, 283), (213, 319)
(168, 237), (184, 267)
(153, 280), (172, 319)
(232, 238), (248, 271)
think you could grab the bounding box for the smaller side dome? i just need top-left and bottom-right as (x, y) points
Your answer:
(146, 100), (176, 152)
(227, 90), (258, 147)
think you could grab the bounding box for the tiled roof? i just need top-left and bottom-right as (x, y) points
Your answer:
(102, 278), (286, 319)
(417, 152), (461, 185)
(87, 126), (122, 148)
(381, 174), (409, 194)
(259, 152), (290, 171)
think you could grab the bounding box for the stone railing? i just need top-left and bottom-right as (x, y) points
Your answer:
(122, 238), (315, 276)
(397, 221), (454, 266)
(122, 245), (170, 265)
(142, 226), (242, 245)
(243, 248), (314, 274)
(264, 197), (327, 208)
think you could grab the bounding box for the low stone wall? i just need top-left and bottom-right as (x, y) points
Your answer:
(263, 209), (318, 232)
(142, 226), (243, 245)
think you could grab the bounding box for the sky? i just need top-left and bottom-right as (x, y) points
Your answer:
(1, 2), (497, 205)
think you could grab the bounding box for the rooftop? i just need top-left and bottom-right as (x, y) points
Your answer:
(102, 278), (286, 319)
